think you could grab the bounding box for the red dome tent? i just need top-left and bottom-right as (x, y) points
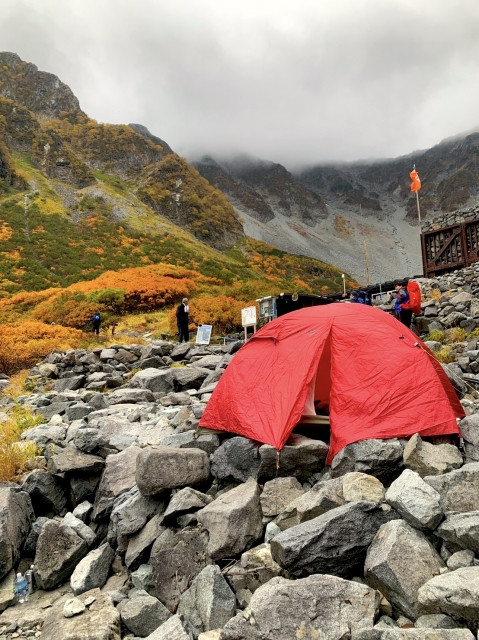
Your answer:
(199, 304), (464, 464)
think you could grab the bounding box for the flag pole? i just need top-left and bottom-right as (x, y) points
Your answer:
(413, 164), (421, 224)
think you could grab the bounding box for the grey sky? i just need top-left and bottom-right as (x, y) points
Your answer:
(2, 0), (479, 166)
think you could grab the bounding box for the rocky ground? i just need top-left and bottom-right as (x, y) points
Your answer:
(3, 270), (479, 639)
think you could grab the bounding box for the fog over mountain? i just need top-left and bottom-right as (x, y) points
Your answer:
(1, 0), (479, 166)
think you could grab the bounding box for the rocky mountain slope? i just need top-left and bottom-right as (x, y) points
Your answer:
(195, 131), (479, 284)
(0, 52), (349, 300)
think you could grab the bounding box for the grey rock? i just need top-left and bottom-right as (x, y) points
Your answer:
(115, 348), (139, 364)
(353, 630), (474, 639)
(446, 549), (475, 570)
(145, 615), (193, 639)
(458, 415), (479, 463)
(385, 469), (443, 530)
(34, 519), (88, 589)
(47, 445), (105, 475)
(110, 485), (165, 538)
(41, 588), (121, 640)
(424, 463), (479, 513)
(70, 473), (101, 503)
(171, 343), (192, 360)
(21, 469), (69, 516)
(63, 597), (86, 618)
(92, 446), (141, 520)
(131, 563), (156, 597)
(190, 355), (223, 370)
(225, 543), (282, 594)
(443, 311), (468, 327)
(197, 478), (263, 560)
(437, 512), (479, 554)
(342, 472), (385, 503)
(121, 588), (171, 637)
(129, 368), (174, 394)
(274, 477), (345, 531)
(442, 363), (467, 396)
(171, 367), (212, 392)
(0, 571), (15, 612)
(177, 564), (236, 638)
(259, 477), (304, 518)
(160, 430), (219, 456)
(22, 423), (67, 446)
(125, 514), (163, 571)
(220, 574), (378, 640)
(107, 388), (155, 404)
(211, 435), (328, 484)
(139, 355), (166, 369)
(330, 438), (404, 484)
(264, 521), (281, 543)
(271, 500), (399, 578)
(70, 543), (115, 595)
(403, 434), (462, 477)
(0, 487), (34, 580)
(72, 500), (92, 522)
(151, 526), (213, 612)
(100, 348), (117, 360)
(163, 488), (213, 525)
(415, 614), (459, 629)
(136, 446), (210, 496)
(364, 519), (445, 619)
(66, 403), (95, 421)
(52, 375), (86, 392)
(63, 511), (96, 547)
(418, 566), (479, 629)
(23, 516), (49, 557)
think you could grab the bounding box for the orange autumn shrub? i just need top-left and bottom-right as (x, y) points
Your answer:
(0, 321), (84, 374)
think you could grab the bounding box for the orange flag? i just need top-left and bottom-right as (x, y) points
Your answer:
(410, 169), (421, 192)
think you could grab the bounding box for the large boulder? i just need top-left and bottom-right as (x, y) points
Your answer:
(92, 446), (141, 520)
(34, 519), (88, 589)
(107, 388), (155, 404)
(330, 439), (404, 484)
(146, 615), (193, 639)
(220, 574), (378, 640)
(177, 564), (236, 638)
(125, 514), (163, 572)
(436, 512), (479, 554)
(196, 478), (263, 560)
(163, 488), (213, 525)
(40, 588), (121, 640)
(70, 542), (115, 595)
(385, 469), (443, 530)
(418, 566), (479, 629)
(403, 434), (462, 477)
(136, 446), (210, 496)
(47, 445), (105, 475)
(151, 526), (213, 612)
(128, 368), (174, 394)
(424, 463), (479, 513)
(120, 588), (171, 637)
(0, 487), (34, 580)
(225, 543), (282, 594)
(110, 485), (165, 538)
(458, 415), (479, 464)
(274, 477), (345, 531)
(259, 477), (305, 518)
(170, 367), (211, 392)
(364, 519), (445, 620)
(270, 501), (399, 578)
(211, 435), (328, 483)
(21, 469), (69, 516)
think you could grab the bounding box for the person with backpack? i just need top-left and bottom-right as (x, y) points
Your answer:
(90, 312), (101, 335)
(350, 290), (372, 305)
(176, 298), (189, 343)
(394, 283), (412, 327)
(398, 281), (422, 328)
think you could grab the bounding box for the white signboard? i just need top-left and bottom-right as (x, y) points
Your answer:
(196, 325), (212, 345)
(242, 306), (257, 327)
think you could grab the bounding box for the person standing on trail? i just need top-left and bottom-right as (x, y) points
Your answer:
(394, 284), (412, 328)
(176, 298), (189, 343)
(90, 312), (101, 335)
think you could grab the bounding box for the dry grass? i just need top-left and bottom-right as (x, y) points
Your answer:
(3, 369), (30, 398)
(429, 289), (442, 302)
(0, 405), (40, 481)
(434, 346), (455, 364)
(446, 327), (467, 344)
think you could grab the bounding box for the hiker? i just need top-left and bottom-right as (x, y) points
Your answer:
(176, 298), (189, 343)
(350, 290), (372, 305)
(349, 291), (359, 303)
(90, 312), (101, 335)
(394, 283), (412, 328)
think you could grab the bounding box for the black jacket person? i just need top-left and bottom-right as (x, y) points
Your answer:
(176, 298), (189, 342)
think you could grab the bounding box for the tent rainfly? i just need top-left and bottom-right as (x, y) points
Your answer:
(199, 304), (464, 464)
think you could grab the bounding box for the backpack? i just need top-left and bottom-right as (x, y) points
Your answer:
(94, 314), (100, 322)
(400, 281), (422, 314)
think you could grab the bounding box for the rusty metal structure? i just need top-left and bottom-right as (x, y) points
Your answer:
(421, 217), (479, 278)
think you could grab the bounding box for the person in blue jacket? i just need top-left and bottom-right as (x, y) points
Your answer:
(394, 283), (411, 327)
